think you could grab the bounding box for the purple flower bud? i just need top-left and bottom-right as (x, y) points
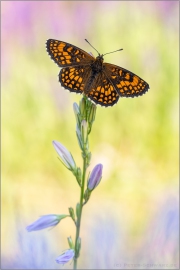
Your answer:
(87, 164), (103, 191)
(89, 52), (94, 57)
(26, 214), (68, 232)
(56, 249), (75, 265)
(52, 140), (76, 171)
(73, 102), (80, 115)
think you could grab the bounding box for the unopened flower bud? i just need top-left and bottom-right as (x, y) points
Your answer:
(73, 102), (81, 128)
(83, 189), (91, 204)
(87, 152), (91, 166)
(76, 167), (82, 185)
(76, 237), (81, 258)
(81, 120), (88, 144)
(52, 140), (76, 171)
(79, 97), (86, 117)
(76, 203), (81, 219)
(67, 236), (74, 249)
(56, 249), (74, 265)
(68, 207), (76, 223)
(89, 52), (94, 57)
(26, 214), (68, 232)
(87, 164), (103, 191)
(76, 125), (83, 150)
(88, 103), (96, 125)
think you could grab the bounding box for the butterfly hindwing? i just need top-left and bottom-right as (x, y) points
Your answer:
(59, 66), (92, 94)
(88, 72), (119, 106)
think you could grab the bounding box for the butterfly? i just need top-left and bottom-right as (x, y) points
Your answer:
(46, 39), (149, 107)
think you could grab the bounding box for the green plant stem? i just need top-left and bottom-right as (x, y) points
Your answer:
(73, 151), (87, 269)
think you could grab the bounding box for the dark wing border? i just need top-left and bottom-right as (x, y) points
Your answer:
(104, 63), (150, 98)
(46, 39), (95, 67)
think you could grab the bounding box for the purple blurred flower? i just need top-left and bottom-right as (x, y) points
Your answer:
(26, 214), (68, 232)
(56, 249), (75, 265)
(52, 140), (76, 171)
(87, 164), (103, 191)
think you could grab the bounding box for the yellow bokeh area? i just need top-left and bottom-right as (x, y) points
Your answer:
(1, 1), (179, 269)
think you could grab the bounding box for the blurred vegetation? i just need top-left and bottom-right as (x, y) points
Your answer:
(2, 1), (179, 268)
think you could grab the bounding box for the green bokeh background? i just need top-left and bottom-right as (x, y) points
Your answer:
(1, 1), (179, 269)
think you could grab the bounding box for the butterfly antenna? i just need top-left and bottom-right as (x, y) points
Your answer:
(85, 39), (100, 55)
(103, 48), (123, 56)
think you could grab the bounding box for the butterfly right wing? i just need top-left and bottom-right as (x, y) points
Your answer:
(46, 39), (95, 67)
(104, 63), (149, 97)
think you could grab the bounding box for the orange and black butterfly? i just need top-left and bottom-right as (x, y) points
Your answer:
(46, 39), (149, 107)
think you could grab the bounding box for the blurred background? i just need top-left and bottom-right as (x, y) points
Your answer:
(1, 1), (179, 269)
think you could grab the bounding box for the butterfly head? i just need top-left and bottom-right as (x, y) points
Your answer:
(85, 39), (123, 60)
(96, 54), (104, 62)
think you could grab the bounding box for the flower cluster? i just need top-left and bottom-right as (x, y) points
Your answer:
(26, 96), (103, 267)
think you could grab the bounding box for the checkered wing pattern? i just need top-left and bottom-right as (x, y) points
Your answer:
(59, 66), (91, 94)
(88, 72), (119, 106)
(46, 39), (150, 107)
(104, 63), (149, 97)
(46, 39), (94, 67)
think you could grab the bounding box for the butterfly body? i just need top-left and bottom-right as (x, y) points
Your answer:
(84, 55), (104, 94)
(46, 39), (149, 107)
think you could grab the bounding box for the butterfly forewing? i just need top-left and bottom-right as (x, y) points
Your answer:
(46, 39), (95, 67)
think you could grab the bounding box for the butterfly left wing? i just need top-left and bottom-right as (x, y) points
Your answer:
(104, 63), (149, 97)
(46, 39), (95, 68)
